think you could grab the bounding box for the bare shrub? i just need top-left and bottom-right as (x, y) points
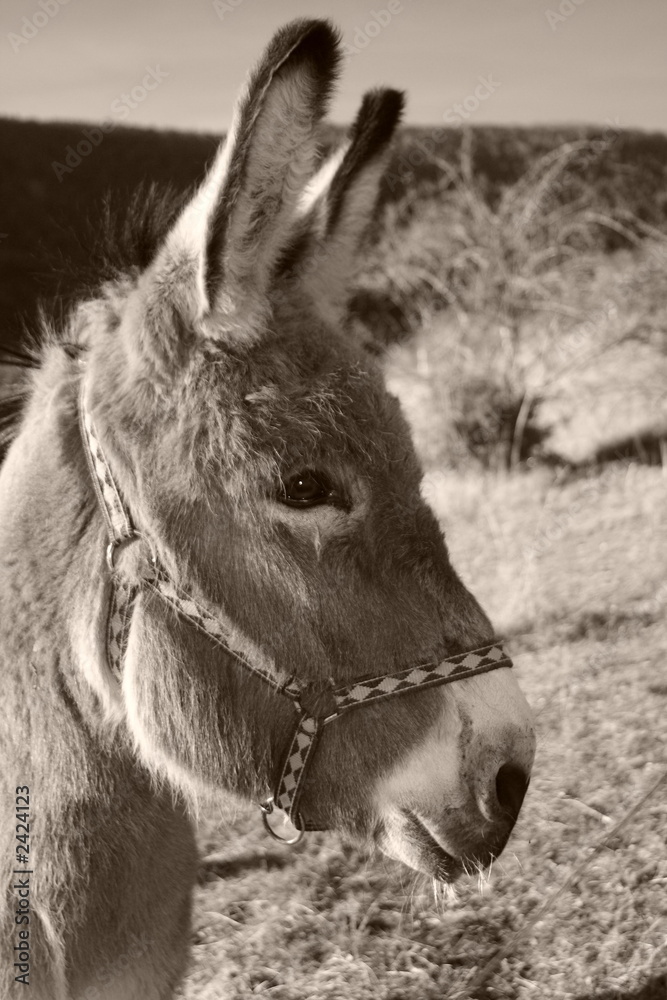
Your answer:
(373, 132), (664, 469)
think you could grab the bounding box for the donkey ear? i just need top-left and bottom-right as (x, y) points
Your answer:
(297, 88), (404, 325)
(139, 19), (341, 359)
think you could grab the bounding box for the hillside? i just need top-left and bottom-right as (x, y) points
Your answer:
(2, 117), (667, 354)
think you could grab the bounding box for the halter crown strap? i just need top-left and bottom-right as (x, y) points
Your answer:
(79, 400), (140, 680)
(80, 404), (134, 550)
(79, 397), (513, 840)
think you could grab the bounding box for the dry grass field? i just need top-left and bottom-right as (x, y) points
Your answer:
(176, 138), (667, 999)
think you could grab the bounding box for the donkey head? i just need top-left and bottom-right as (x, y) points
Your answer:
(81, 19), (535, 881)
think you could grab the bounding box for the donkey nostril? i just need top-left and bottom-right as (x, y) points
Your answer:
(495, 764), (529, 823)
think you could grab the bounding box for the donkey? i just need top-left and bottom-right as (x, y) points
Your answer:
(0, 19), (535, 1000)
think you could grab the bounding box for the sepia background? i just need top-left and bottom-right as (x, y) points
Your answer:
(2, 1), (666, 997)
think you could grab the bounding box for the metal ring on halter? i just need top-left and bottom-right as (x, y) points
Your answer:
(259, 798), (304, 845)
(106, 532), (157, 576)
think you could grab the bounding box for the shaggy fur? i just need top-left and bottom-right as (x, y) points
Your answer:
(0, 19), (534, 999)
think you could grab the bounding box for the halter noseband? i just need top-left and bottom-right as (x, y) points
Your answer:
(79, 397), (513, 843)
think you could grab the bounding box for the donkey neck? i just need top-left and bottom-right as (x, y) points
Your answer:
(0, 359), (125, 735)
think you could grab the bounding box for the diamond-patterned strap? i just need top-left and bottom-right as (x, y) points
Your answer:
(333, 644), (512, 714)
(80, 393), (138, 677)
(272, 645), (512, 822)
(106, 575), (139, 679)
(275, 714), (321, 820)
(147, 572), (292, 697)
(79, 396), (134, 546)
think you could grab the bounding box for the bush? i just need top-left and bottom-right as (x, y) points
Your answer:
(370, 132), (662, 470)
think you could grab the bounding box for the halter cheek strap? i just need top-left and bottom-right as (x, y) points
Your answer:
(79, 396), (513, 842)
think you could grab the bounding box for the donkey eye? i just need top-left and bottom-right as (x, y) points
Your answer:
(279, 471), (333, 507)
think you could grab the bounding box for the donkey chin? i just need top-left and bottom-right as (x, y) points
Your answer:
(373, 667), (536, 882)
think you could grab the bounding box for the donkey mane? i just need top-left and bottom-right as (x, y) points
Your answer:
(94, 182), (192, 279)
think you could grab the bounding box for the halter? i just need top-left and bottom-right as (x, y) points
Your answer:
(79, 396), (514, 843)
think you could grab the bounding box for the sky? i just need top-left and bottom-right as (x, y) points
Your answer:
(2, 0), (666, 133)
